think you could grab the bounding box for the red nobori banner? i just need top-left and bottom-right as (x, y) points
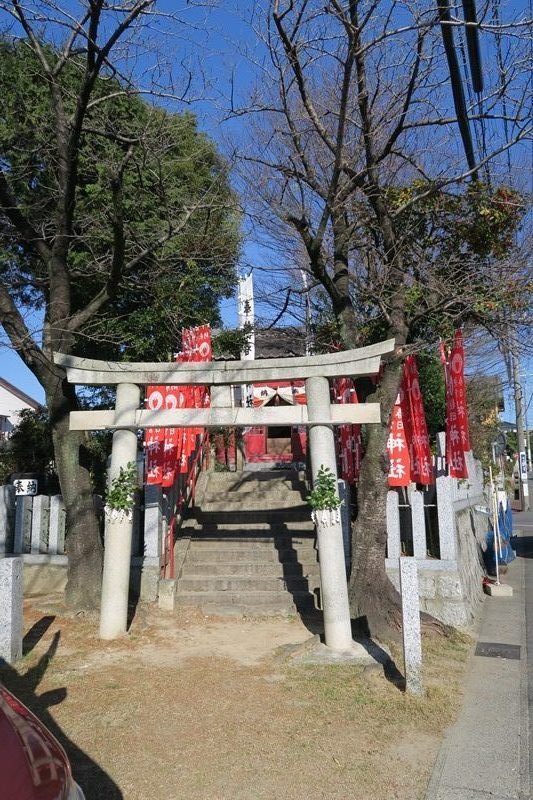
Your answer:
(144, 419), (165, 485)
(334, 377), (362, 484)
(444, 330), (470, 478)
(172, 354), (195, 475)
(387, 374), (412, 486)
(449, 330), (470, 450)
(387, 357), (434, 487)
(162, 384), (188, 486)
(178, 325), (213, 465)
(404, 356), (433, 485)
(144, 384), (175, 486)
(143, 325), (213, 486)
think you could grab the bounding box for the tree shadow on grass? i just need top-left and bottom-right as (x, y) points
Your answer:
(0, 620), (123, 800)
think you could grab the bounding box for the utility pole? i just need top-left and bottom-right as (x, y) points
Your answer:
(511, 345), (530, 510)
(300, 268), (312, 356)
(524, 380), (532, 470)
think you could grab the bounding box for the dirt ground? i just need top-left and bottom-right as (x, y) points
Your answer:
(1, 597), (471, 800)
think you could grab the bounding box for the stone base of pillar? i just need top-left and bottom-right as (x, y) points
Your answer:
(158, 579), (177, 611)
(139, 560), (160, 603)
(278, 633), (391, 667)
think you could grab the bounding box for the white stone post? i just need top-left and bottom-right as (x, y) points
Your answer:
(399, 557), (423, 695)
(0, 485), (15, 554)
(306, 375), (353, 651)
(386, 490), (401, 560)
(14, 496), (32, 554)
(0, 556), (23, 663)
(436, 475), (457, 561)
(338, 479), (351, 573)
(99, 382), (141, 640)
(48, 495), (64, 555)
(435, 431), (457, 561)
(30, 495), (50, 554)
(410, 489), (427, 559)
(141, 484), (163, 602)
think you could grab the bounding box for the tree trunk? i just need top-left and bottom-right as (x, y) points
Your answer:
(348, 358), (403, 640)
(45, 371), (103, 609)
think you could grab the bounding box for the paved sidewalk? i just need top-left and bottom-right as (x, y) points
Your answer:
(425, 511), (532, 800)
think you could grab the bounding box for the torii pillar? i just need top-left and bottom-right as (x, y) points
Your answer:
(306, 376), (353, 650)
(100, 383), (140, 639)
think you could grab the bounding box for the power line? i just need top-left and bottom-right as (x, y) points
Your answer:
(437, 0), (478, 174)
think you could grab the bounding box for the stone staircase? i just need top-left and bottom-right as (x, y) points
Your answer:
(175, 470), (320, 615)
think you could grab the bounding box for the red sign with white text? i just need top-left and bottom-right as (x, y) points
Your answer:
(387, 357), (433, 486)
(404, 356), (433, 485)
(444, 331), (470, 478)
(387, 375), (412, 486)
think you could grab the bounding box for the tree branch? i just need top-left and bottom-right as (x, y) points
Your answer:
(0, 173), (51, 263)
(0, 280), (51, 382)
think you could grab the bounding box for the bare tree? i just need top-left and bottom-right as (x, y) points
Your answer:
(233, 0), (531, 636)
(0, 1), (239, 608)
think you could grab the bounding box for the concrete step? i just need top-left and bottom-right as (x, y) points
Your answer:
(187, 535), (315, 548)
(181, 522), (315, 537)
(185, 546), (317, 563)
(190, 509), (312, 525)
(174, 470), (318, 616)
(203, 469), (304, 485)
(197, 472), (307, 497)
(177, 575), (314, 593)
(175, 589), (316, 614)
(180, 561), (320, 578)
(199, 502), (307, 514)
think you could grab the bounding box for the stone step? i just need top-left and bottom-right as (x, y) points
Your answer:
(177, 574), (316, 593)
(180, 561), (320, 578)
(174, 470), (318, 616)
(181, 523), (315, 537)
(175, 589), (316, 614)
(203, 469), (304, 485)
(190, 510), (312, 525)
(200, 485), (306, 500)
(186, 534), (315, 548)
(188, 538), (317, 561)
(185, 552), (317, 568)
(187, 542), (317, 564)
(199, 502), (307, 514)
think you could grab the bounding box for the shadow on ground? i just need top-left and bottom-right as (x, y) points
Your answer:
(0, 617), (123, 800)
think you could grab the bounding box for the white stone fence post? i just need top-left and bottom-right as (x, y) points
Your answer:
(385, 432), (487, 629)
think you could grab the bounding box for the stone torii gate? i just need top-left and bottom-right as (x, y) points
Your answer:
(55, 339), (394, 650)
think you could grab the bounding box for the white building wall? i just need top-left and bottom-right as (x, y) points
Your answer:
(0, 385), (38, 436)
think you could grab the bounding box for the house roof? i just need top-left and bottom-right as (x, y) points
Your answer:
(254, 328), (307, 359)
(0, 377), (41, 411)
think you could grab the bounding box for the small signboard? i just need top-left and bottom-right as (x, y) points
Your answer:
(519, 451), (528, 481)
(13, 478), (38, 496)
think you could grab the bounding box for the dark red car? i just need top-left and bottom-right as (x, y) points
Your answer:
(0, 683), (85, 800)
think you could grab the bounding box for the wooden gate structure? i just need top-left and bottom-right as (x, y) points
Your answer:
(55, 339), (395, 649)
